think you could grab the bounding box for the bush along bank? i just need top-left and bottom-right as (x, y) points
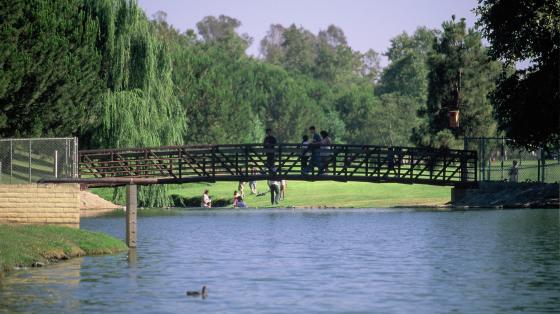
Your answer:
(0, 224), (127, 275)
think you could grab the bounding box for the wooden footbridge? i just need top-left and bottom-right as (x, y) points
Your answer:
(77, 144), (477, 186)
(46, 143), (477, 248)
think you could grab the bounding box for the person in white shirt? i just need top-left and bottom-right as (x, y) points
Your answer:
(201, 189), (212, 208)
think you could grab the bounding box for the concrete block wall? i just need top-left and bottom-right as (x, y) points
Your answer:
(0, 184), (80, 228)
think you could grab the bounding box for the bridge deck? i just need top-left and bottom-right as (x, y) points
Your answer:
(77, 144), (478, 187)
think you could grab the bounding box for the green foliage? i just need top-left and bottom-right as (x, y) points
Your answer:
(476, 0), (560, 149)
(85, 0), (186, 207)
(415, 16), (501, 147)
(0, 0), (102, 137)
(3, 2), (519, 208)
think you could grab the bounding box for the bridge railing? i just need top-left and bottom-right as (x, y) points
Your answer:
(78, 144), (477, 186)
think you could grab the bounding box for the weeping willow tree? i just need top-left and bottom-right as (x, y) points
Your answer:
(85, 0), (186, 207)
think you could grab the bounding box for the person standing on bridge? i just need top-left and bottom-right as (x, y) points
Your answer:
(301, 135), (310, 173)
(263, 128), (277, 173)
(303, 126), (322, 175)
(319, 130), (332, 175)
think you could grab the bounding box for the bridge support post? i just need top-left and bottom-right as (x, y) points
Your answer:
(451, 186), (470, 203)
(126, 184), (137, 248)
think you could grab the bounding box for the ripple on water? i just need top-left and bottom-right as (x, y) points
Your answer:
(0, 208), (559, 313)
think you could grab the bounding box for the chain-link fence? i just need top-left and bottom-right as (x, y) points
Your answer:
(464, 137), (560, 183)
(0, 138), (78, 184)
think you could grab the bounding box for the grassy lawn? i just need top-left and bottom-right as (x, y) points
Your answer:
(0, 224), (127, 274)
(165, 181), (452, 208)
(92, 181), (451, 209)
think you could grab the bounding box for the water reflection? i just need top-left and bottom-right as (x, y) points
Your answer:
(0, 258), (83, 313)
(0, 208), (558, 313)
(128, 249), (138, 267)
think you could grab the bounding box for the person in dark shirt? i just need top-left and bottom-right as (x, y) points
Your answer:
(303, 126), (322, 174)
(263, 128), (277, 172)
(301, 135), (310, 173)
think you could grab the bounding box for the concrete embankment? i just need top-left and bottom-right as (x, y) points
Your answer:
(0, 184), (80, 227)
(452, 182), (559, 208)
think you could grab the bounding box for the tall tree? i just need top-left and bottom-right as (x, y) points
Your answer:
(196, 15), (252, 56)
(85, 0), (186, 207)
(260, 24), (286, 64)
(414, 16), (501, 147)
(476, 0), (560, 149)
(377, 27), (436, 145)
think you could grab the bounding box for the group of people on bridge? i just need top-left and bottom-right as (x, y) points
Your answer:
(265, 125), (334, 176)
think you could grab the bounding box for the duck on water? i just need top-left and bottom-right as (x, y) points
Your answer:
(186, 286), (208, 298)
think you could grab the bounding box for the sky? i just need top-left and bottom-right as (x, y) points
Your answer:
(137, 0), (479, 67)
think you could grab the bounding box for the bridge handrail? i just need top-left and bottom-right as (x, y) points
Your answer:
(79, 143), (476, 155)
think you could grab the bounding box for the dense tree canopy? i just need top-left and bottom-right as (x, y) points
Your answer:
(0, 0), (102, 137)
(5, 0), (545, 201)
(415, 17), (501, 147)
(476, 0), (559, 149)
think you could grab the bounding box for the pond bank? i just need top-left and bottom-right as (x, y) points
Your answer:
(452, 182), (559, 208)
(0, 225), (127, 276)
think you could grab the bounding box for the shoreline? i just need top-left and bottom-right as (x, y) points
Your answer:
(0, 225), (127, 276)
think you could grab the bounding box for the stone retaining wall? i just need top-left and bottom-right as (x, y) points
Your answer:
(0, 184), (80, 228)
(452, 182), (559, 208)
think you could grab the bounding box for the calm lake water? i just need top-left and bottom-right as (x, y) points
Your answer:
(1, 208), (559, 313)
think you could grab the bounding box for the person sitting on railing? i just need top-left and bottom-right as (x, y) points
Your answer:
(201, 189), (212, 208)
(263, 128), (277, 173)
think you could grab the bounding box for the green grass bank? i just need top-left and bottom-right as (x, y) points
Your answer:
(93, 181), (452, 208)
(0, 225), (127, 275)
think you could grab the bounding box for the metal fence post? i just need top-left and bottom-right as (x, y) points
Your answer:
(74, 137), (79, 178)
(54, 150), (58, 178)
(537, 149), (541, 182)
(65, 138), (69, 177)
(9, 140), (12, 184)
(541, 151), (546, 182)
(479, 139), (484, 181)
(500, 136), (506, 181)
(28, 139), (32, 183)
